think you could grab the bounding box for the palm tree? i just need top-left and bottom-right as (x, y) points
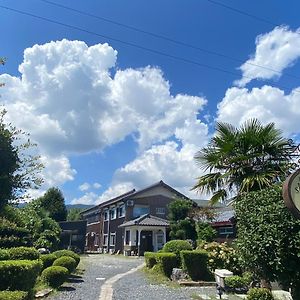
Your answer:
(193, 119), (295, 204)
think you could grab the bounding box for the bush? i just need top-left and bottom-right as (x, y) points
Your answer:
(41, 266), (69, 288)
(40, 253), (57, 270)
(225, 275), (250, 291)
(246, 288), (274, 300)
(180, 250), (211, 281)
(144, 252), (157, 269)
(53, 256), (77, 273)
(198, 242), (242, 274)
(0, 248), (10, 260)
(0, 291), (28, 300)
(155, 253), (177, 277)
(0, 260), (42, 291)
(8, 247), (40, 260)
(53, 250), (80, 267)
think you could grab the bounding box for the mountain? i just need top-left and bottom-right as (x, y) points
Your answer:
(66, 204), (93, 210)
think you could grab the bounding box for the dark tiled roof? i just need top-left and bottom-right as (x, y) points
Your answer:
(192, 199), (226, 208)
(119, 214), (169, 228)
(213, 208), (235, 223)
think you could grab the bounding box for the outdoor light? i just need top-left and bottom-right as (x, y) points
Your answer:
(216, 284), (224, 299)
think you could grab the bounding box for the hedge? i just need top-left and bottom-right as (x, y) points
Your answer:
(8, 247), (40, 260)
(155, 253), (178, 277)
(41, 266), (69, 288)
(40, 253), (57, 270)
(162, 240), (192, 255)
(180, 250), (211, 281)
(246, 288), (274, 300)
(0, 260), (42, 291)
(0, 248), (10, 260)
(225, 275), (251, 291)
(0, 291), (28, 300)
(53, 250), (80, 267)
(144, 252), (158, 269)
(53, 256), (77, 273)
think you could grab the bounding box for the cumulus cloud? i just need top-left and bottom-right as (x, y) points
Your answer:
(79, 182), (91, 192)
(235, 26), (300, 87)
(217, 85), (300, 136)
(93, 182), (102, 189)
(1, 39), (208, 202)
(71, 192), (98, 205)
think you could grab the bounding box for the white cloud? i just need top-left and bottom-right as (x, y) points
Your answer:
(93, 182), (101, 189)
(71, 192), (98, 205)
(217, 85), (300, 136)
(236, 26), (300, 87)
(79, 182), (91, 192)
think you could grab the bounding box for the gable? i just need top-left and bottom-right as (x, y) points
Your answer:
(131, 185), (178, 199)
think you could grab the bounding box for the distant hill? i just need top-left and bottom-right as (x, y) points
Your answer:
(66, 204), (93, 210)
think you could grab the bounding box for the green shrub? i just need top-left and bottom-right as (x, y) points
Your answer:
(180, 250), (211, 281)
(198, 242), (242, 274)
(0, 260), (42, 291)
(41, 266), (69, 288)
(163, 240), (193, 255)
(225, 275), (249, 289)
(0, 291), (28, 300)
(144, 252), (157, 269)
(53, 256), (77, 273)
(155, 253), (178, 277)
(40, 253), (57, 269)
(246, 288), (274, 300)
(8, 247), (40, 260)
(0, 248), (10, 260)
(53, 250), (80, 267)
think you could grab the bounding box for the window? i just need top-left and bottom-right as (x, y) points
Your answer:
(133, 205), (149, 218)
(118, 204), (125, 218)
(86, 214), (100, 224)
(156, 207), (165, 215)
(219, 226), (234, 235)
(125, 230), (130, 245)
(94, 234), (99, 246)
(110, 233), (116, 246)
(103, 234), (108, 246)
(104, 210), (109, 221)
(110, 208), (116, 220)
(72, 234), (83, 242)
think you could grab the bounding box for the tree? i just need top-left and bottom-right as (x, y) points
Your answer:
(168, 198), (193, 221)
(67, 208), (83, 221)
(39, 187), (67, 222)
(0, 109), (43, 210)
(235, 185), (300, 298)
(193, 119), (294, 204)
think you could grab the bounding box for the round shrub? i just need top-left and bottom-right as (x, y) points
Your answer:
(40, 253), (57, 270)
(9, 247), (40, 260)
(246, 288), (274, 300)
(41, 266), (69, 288)
(162, 240), (192, 255)
(53, 250), (80, 267)
(0, 291), (28, 300)
(53, 256), (77, 273)
(0, 249), (10, 260)
(0, 259), (42, 291)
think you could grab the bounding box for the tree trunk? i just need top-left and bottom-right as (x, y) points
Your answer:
(260, 278), (272, 290)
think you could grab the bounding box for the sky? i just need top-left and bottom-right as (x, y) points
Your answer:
(1, 0), (300, 205)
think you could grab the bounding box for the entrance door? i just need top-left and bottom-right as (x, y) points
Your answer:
(140, 231), (153, 255)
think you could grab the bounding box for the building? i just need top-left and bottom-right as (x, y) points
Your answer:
(81, 180), (189, 255)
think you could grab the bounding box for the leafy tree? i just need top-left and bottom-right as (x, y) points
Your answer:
(39, 188), (67, 222)
(196, 222), (217, 242)
(168, 198), (193, 221)
(193, 119), (294, 204)
(235, 185), (300, 298)
(0, 109), (43, 209)
(67, 208), (83, 221)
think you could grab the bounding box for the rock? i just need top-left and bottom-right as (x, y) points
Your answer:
(35, 288), (52, 298)
(272, 290), (293, 300)
(171, 268), (188, 281)
(37, 248), (49, 254)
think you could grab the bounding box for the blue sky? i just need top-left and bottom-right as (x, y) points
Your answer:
(1, 0), (300, 204)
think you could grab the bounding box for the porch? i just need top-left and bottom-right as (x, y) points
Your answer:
(119, 214), (169, 256)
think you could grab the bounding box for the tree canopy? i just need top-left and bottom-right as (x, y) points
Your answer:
(0, 109), (43, 209)
(39, 187), (67, 222)
(193, 119), (294, 204)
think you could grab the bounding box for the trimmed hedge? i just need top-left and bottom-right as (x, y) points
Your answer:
(40, 253), (57, 270)
(180, 250), (211, 281)
(53, 256), (77, 273)
(246, 288), (274, 300)
(162, 240), (193, 255)
(144, 252), (157, 269)
(225, 275), (250, 291)
(0, 260), (42, 291)
(155, 253), (178, 277)
(53, 250), (80, 267)
(41, 266), (69, 288)
(0, 248), (10, 260)
(8, 247), (40, 260)
(0, 291), (28, 300)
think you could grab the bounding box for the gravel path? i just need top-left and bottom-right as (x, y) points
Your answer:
(112, 270), (218, 300)
(48, 254), (143, 300)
